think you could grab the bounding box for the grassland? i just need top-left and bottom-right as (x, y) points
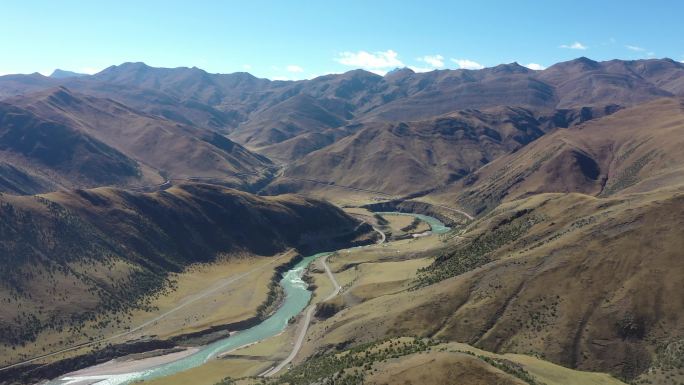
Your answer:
(278, 189), (684, 383)
(211, 337), (626, 385)
(141, 248), (344, 385)
(0, 183), (368, 372)
(0, 252), (289, 367)
(121, 253), (291, 340)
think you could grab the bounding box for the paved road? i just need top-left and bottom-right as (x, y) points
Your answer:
(372, 226), (386, 244)
(4, 169), (466, 372)
(262, 253), (341, 377)
(423, 202), (474, 221)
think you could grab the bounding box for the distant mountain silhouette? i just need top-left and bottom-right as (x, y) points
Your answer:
(49, 69), (88, 79)
(0, 57), (682, 192)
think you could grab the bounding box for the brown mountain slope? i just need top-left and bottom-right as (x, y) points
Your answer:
(360, 63), (557, 122)
(91, 62), (271, 108)
(254, 126), (357, 163)
(0, 73), (58, 99)
(69, 80), (241, 131)
(261, 338), (625, 385)
(3, 58), (681, 137)
(0, 183), (371, 364)
(303, 190), (684, 382)
(0, 162), (56, 195)
(85, 59), (684, 128)
(1, 58), (682, 192)
(231, 94), (351, 149)
(5, 87), (273, 191)
(0, 101), (142, 192)
(266, 105), (618, 196)
(429, 97), (684, 214)
(537, 57), (676, 108)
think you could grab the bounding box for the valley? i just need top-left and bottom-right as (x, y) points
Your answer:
(1, 55), (683, 385)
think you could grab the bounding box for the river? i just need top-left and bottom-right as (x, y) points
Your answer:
(48, 213), (450, 385)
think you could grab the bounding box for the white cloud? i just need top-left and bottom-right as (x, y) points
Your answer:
(271, 76), (290, 81)
(451, 58), (485, 70)
(286, 65), (304, 73)
(368, 69), (388, 76)
(335, 49), (403, 69)
(417, 54), (444, 68)
(242, 64), (252, 70)
(560, 41), (588, 50)
(626, 45), (645, 52)
(523, 63), (546, 71)
(79, 67), (101, 75)
(408, 66), (435, 73)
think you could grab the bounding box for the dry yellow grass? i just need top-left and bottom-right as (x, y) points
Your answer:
(278, 183), (392, 207)
(295, 189), (684, 381)
(383, 214), (414, 229)
(141, 251), (343, 384)
(448, 342), (626, 385)
(347, 258), (432, 301)
(0, 183), (363, 369)
(364, 341), (627, 385)
(0, 252), (292, 366)
(428, 98), (684, 213)
(379, 214), (431, 236)
(228, 327), (297, 359)
(365, 350), (528, 385)
(143, 358), (269, 385)
(124, 254), (287, 339)
(229, 337), (626, 385)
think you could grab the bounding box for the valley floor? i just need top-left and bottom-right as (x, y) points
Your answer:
(1, 252), (294, 369)
(136, 209), (630, 385)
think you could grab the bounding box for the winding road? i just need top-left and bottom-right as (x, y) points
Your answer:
(30, 213), (448, 384)
(372, 226), (386, 244)
(262, 253), (342, 377)
(263, 225), (387, 377)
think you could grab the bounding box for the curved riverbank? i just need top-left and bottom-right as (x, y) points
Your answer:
(362, 199), (472, 225)
(45, 213), (450, 385)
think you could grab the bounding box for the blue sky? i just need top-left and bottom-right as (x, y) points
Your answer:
(2, 0), (682, 79)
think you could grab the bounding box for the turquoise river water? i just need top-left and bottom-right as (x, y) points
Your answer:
(51, 213), (450, 385)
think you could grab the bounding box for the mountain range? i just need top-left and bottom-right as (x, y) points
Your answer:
(2, 57), (684, 384)
(1, 58), (682, 194)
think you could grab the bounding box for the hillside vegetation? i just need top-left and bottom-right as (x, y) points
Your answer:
(0, 183), (369, 366)
(0, 87), (274, 194)
(268, 105), (619, 196)
(429, 98), (684, 214)
(295, 190), (684, 382)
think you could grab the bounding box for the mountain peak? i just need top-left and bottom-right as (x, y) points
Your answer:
(574, 56), (599, 66)
(98, 62), (151, 76)
(50, 69), (87, 79)
(556, 57), (601, 71)
(341, 69), (383, 79)
(385, 67), (415, 80)
(490, 62), (530, 74)
(119, 61), (151, 69)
